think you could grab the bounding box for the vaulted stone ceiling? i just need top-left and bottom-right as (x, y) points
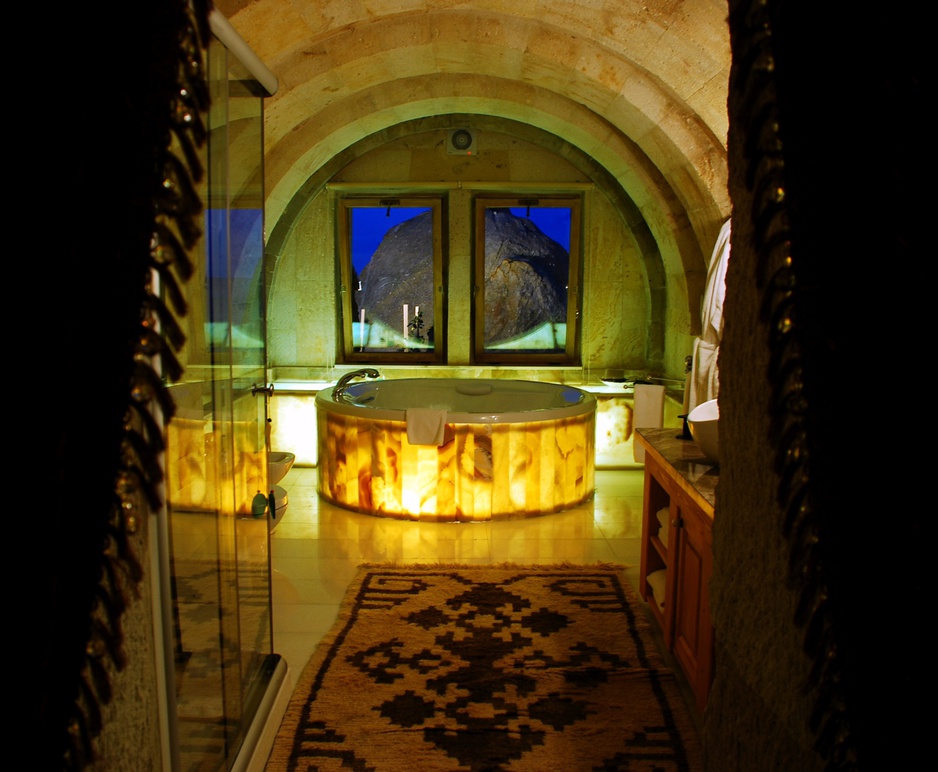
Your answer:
(216, 0), (731, 316)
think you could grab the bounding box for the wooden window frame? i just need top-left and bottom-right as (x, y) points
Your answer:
(337, 195), (446, 364)
(472, 195), (582, 365)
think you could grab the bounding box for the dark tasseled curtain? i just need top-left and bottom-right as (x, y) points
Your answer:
(726, 1), (927, 769)
(29, 2), (211, 768)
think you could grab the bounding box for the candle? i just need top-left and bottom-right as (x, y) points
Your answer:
(359, 308), (365, 349)
(403, 303), (409, 340)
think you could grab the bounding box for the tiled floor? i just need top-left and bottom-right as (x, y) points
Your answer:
(269, 465), (651, 697)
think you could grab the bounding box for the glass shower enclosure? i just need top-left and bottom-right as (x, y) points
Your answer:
(159, 17), (282, 771)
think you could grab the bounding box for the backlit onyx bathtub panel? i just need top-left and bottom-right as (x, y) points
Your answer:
(317, 411), (595, 521)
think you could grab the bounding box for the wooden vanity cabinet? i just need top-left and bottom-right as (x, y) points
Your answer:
(637, 429), (716, 715)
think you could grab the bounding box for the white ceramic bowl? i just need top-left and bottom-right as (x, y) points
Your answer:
(687, 399), (719, 464)
(269, 451), (296, 485)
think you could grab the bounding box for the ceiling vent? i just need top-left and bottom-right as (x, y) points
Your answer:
(447, 128), (477, 155)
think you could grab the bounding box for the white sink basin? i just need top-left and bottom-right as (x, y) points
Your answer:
(687, 399), (719, 465)
(269, 451), (295, 485)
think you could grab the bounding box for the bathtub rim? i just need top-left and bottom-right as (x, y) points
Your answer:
(315, 377), (596, 424)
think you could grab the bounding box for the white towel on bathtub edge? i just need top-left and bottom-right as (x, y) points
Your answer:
(632, 384), (666, 463)
(406, 408), (447, 445)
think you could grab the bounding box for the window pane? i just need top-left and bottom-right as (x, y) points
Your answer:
(474, 198), (580, 363)
(339, 198), (443, 362)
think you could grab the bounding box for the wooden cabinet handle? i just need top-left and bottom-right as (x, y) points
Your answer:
(671, 518), (682, 528)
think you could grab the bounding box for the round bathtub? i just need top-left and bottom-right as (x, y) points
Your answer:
(316, 378), (596, 521)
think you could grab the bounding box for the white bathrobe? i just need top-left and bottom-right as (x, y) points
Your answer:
(689, 219), (731, 411)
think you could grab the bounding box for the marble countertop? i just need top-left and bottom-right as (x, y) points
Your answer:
(636, 428), (718, 514)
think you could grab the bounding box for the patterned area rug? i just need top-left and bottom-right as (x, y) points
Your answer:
(268, 563), (702, 770)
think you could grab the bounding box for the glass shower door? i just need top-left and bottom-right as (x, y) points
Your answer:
(204, 44), (275, 764)
(162, 30), (275, 772)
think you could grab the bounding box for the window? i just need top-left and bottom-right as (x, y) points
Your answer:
(473, 196), (581, 364)
(337, 197), (445, 363)
(336, 192), (582, 365)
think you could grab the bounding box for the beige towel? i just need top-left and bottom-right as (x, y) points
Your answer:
(656, 506), (670, 549)
(646, 569), (668, 612)
(632, 384), (666, 463)
(406, 408), (447, 445)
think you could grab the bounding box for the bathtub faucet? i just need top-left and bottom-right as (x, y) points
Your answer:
(333, 368), (381, 400)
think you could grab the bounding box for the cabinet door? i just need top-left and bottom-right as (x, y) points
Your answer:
(672, 496), (714, 713)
